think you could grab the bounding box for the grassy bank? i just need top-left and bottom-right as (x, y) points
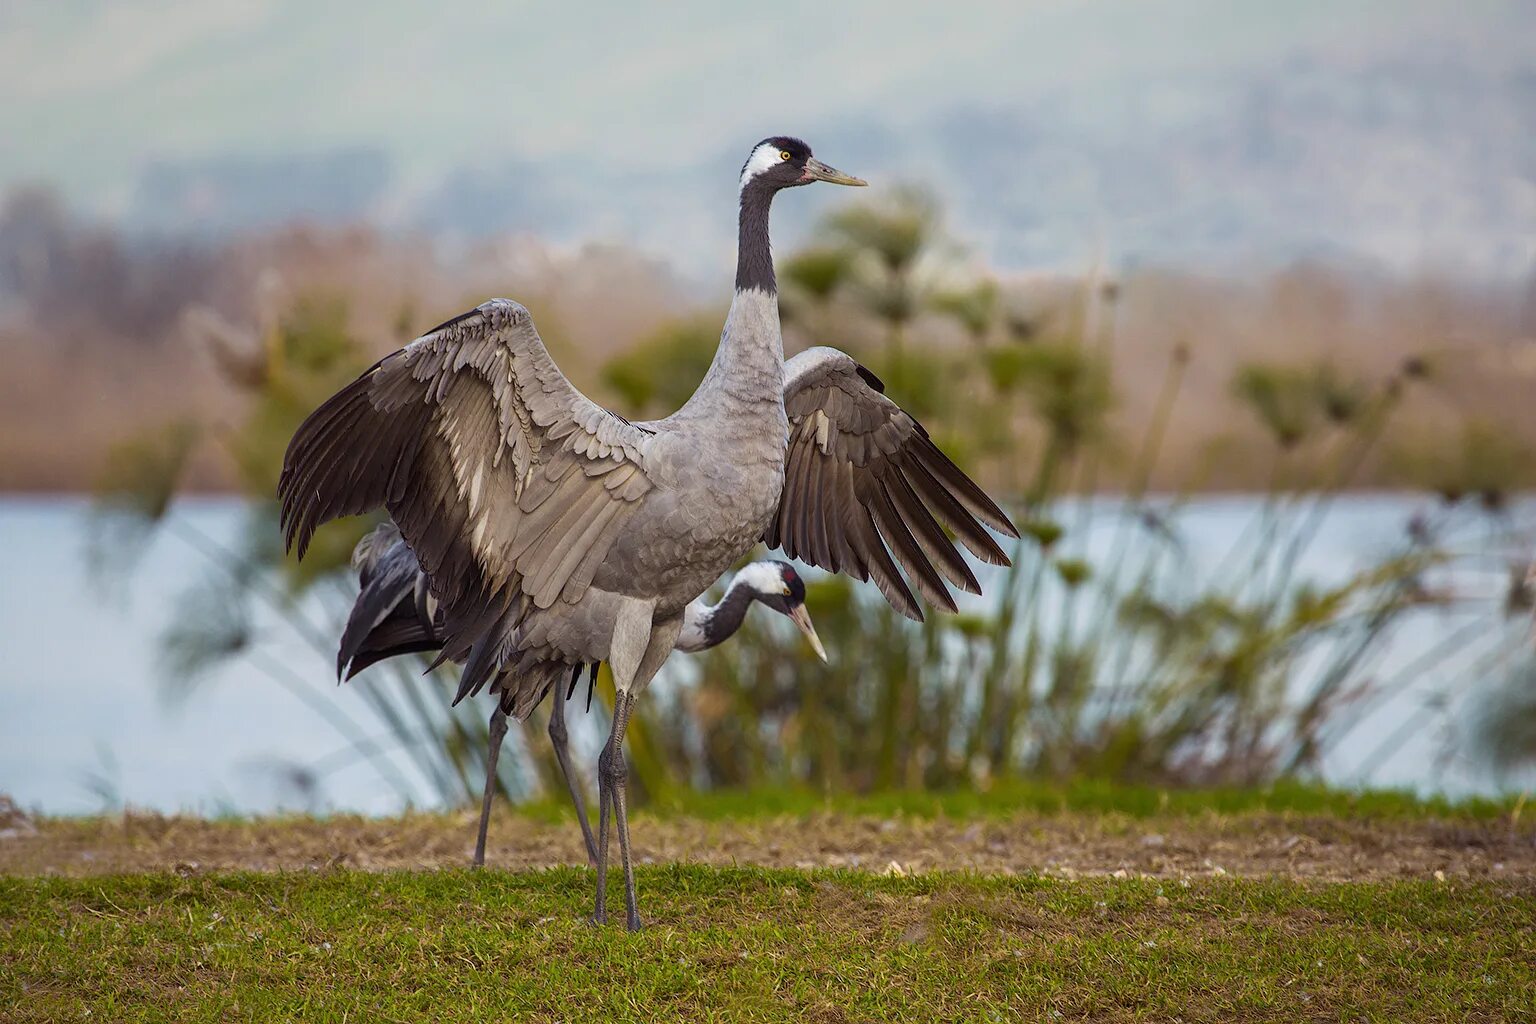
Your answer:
(636, 780), (1530, 822)
(4, 790), (1531, 1020)
(5, 782), (1532, 880)
(4, 868), (1532, 1022)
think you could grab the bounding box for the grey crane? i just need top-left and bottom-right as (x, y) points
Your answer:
(337, 522), (826, 867)
(280, 135), (1019, 930)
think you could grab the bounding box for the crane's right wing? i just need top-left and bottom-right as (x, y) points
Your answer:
(768, 346), (1019, 620)
(280, 299), (654, 692)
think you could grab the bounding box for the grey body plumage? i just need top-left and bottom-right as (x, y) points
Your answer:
(280, 135), (1017, 929)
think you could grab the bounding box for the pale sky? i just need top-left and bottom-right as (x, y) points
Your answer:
(3, 0), (1533, 275)
(3, 0), (1516, 198)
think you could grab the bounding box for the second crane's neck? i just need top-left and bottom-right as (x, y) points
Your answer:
(676, 576), (759, 653)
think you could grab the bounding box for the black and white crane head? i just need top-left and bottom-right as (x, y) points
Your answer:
(739, 136), (866, 195)
(735, 137), (865, 293)
(676, 559), (825, 661)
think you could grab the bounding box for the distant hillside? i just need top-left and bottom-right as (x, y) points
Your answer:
(100, 56), (1536, 283)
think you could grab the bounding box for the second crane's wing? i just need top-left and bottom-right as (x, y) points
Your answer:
(337, 523), (442, 680)
(767, 346), (1019, 620)
(280, 299), (654, 689)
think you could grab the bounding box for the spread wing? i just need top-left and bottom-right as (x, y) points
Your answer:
(280, 298), (654, 687)
(766, 346), (1019, 620)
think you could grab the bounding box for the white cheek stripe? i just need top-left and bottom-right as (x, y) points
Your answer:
(740, 143), (785, 191)
(735, 560), (787, 594)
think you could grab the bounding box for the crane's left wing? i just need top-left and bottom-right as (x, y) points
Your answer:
(767, 347), (1019, 620)
(279, 299), (654, 700)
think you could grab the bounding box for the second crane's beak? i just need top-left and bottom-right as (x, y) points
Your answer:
(803, 158), (867, 187)
(788, 603), (829, 662)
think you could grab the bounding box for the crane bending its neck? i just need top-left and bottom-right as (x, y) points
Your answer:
(675, 574), (761, 653)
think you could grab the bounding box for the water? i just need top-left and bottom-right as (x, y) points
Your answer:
(1, 495), (1531, 816)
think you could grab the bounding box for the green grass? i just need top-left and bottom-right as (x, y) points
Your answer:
(634, 779), (1528, 823)
(4, 868), (1531, 1022)
(5, 786), (1531, 1020)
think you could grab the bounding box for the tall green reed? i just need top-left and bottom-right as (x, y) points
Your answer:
(91, 197), (1536, 808)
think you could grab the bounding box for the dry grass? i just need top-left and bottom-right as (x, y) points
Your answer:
(5, 806), (1532, 882)
(0, 220), (693, 491)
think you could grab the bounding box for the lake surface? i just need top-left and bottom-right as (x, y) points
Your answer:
(2, 495), (1532, 815)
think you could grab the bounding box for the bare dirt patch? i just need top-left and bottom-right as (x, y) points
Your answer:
(2, 808), (1531, 880)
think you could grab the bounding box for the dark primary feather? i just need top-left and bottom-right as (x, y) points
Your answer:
(767, 347), (1020, 621)
(337, 523), (430, 678)
(342, 612), (441, 680)
(341, 525), (575, 717)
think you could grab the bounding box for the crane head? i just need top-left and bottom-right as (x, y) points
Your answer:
(740, 137), (866, 194)
(739, 560), (827, 662)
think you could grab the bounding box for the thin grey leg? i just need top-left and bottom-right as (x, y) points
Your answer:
(589, 599), (674, 929)
(548, 675), (598, 866)
(592, 726), (614, 926)
(473, 705), (509, 868)
(598, 690), (641, 931)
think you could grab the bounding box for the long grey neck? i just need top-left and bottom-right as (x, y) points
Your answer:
(735, 182), (776, 293)
(676, 182), (786, 419)
(676, 580), (759, 653)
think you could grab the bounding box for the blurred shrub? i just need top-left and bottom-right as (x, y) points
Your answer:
(91, 294), (530, 809)
(600, 317), (720, 416)
(1390, 420), (1535, 508)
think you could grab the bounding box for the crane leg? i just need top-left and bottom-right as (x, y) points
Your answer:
(473, 704), (509, 868)
(592, 755), (612, 926)
(593, 689), (639, 930)
(549, 672), (598, 866)
(592, 597), (651, 928)
(591, 600), (676, 931)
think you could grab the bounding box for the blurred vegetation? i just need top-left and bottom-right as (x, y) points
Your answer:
(600, 316), (721, 416)
(91, 295), (542, 812)
(91, 193), (1536, 811)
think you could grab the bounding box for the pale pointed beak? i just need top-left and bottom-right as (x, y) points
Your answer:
(787, 603), (828, 662)
(803, 157), (866, 187)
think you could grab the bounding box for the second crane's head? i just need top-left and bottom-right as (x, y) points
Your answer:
(738, 560), (828, 662)
(739, 137), (866, 198)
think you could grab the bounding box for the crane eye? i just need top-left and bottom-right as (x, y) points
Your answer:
(779, 150), (792, 161)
